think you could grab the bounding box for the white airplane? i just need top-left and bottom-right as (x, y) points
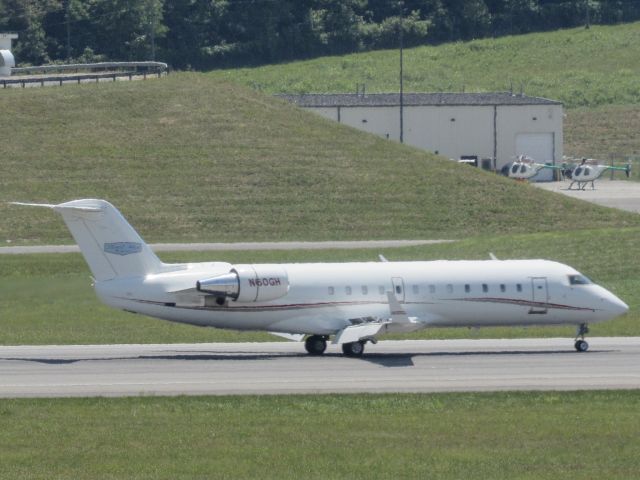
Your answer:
(13, 199), (629, 355)
(568, 160), (631, 190)
(507, 155), (563, 180)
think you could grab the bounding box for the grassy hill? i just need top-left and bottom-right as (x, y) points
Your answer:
(209, 22), (640, 162)
(210, 22), (640, 109)
(1, 74), (638, 246)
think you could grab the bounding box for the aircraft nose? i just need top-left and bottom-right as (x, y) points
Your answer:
(603, 292), (629, 317)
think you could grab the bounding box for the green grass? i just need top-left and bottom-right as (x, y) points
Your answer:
(564, 105), (640, 179)
(1, 228), (638, 345)
(211, 22), (640, 109)
(1, 73), (638, 246)
(1, 392), (639, 479)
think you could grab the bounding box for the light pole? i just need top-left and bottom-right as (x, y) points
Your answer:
(399, 3), (404, 144)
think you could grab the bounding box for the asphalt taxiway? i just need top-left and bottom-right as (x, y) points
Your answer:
(1, 338), (639, 398)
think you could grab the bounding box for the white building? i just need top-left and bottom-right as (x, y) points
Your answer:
(279, 92), (563, 178)
(0, 33), (18, 76)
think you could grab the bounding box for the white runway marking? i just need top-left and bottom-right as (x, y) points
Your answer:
(1, 338), (639, 398)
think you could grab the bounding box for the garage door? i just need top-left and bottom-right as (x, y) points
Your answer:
(516, 133), (554, 181)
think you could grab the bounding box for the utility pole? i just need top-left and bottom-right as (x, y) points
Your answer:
(585, 0), (590, 29)
(65, 0), (71, 61)
(399, 2), (404, 144)
(150, 2), (157, 61)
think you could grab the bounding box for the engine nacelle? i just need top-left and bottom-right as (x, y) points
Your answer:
(196, 264), (289, 303)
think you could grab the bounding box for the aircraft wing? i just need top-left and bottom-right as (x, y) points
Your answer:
(332, 322), (387, 344)
(333, 291), (426, 344)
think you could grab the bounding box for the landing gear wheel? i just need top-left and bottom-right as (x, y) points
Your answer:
(574, 323), (590, 353)
(305, 335), (327, 356)
(342, 341), (365, 357)
(575, 340), (589, 352)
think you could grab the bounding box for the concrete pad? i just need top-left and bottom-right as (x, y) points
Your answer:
(534, 180), (640, 213)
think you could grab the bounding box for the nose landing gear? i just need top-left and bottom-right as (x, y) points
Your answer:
(574, 323), (589, 352)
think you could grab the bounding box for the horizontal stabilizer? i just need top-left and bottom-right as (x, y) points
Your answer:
(10, 201), (56, 208)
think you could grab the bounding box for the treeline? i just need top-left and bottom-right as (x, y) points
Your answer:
(1, 0), (639, 70)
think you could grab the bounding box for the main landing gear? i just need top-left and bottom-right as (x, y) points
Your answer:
(304, 335), (327, 355)
(342, 340), (366, 357)
(304, 335), (369, 357)
(574, 323), (589, 352)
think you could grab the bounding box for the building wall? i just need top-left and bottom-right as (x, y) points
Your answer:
(339, 107), (400, 140)
(496, 104), (563, 168)
(404, 105), (494, 161)
(302, 103), (562, 171)
(311, 107), (339, 122)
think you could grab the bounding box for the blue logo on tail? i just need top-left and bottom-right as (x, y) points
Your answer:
(104, 242), (142, 256)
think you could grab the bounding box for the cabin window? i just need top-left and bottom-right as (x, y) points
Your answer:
(569, 274), (592, 285)
(346, 286), (352, 295)
(584, 167), (591, 175)
(482, 284), (488, 293)
(511, 164), (519, 174)
(379, 286), (385, 295)
(412, 285), (419, 295)
(328, 287), (334, 295)
(395, 285), (402, 295)
(516, 283), (523, 292)
(446, 284), (453, 294)
(520, 165), (527, 174)
(429, 285), (436, 294)
(361, 285), (368, 295)
(464, 284), (471, 293)
(574, 167), (583, 176)
(500, 284), (506, 293)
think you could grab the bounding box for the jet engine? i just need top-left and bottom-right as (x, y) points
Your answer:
(196, 265), (289, 302)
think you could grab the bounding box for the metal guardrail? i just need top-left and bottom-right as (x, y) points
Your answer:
(11, 61), (167, 75)
(1, 70), (165, 88)
(1, 61), (167, 88)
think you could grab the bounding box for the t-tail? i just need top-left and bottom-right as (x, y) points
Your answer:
(11, 199), (165, 281)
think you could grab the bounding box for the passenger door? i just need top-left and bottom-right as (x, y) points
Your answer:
(530, 277), (548, 314)
(391, 277), (405, 302)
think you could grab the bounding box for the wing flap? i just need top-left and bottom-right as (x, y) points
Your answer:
(332, 323), (386, 345)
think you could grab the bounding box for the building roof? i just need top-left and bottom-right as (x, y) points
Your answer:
(277, 92), (562, 107)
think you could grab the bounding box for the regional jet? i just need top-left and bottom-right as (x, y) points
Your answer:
(13, 199), (629, 356)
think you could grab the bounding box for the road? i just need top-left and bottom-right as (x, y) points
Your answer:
(1, 338), (639, 398)
(0, 239), (451, 255)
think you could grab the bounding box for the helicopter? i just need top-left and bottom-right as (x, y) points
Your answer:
(506, 155), (563, 181)
(567, 158), (631, 190)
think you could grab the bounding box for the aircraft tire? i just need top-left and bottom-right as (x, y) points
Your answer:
(342, 341), (365, 357)
(305, 335), (327, 355)
(574, 340), (589, 352)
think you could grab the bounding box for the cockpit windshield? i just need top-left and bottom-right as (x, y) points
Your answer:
(568, 274), (592, 285)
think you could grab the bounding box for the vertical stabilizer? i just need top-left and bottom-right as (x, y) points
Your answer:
(51, 199), (164, 281)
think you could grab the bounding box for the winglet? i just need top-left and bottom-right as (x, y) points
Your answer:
(386, 291), (411, 324)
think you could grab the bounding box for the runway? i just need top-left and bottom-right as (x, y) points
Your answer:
(1, 338), (639, 398)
